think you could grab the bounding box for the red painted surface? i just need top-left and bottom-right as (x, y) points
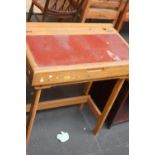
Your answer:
(26, 34), (128, 67)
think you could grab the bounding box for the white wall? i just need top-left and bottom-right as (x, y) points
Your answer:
(26, 0), (41, 13)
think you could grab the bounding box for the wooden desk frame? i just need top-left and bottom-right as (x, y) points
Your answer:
(26, 23), (129, 146)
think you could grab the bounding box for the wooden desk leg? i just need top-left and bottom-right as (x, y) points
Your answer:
(80, 82), (93, 109)
(93, 79), (125, 136)
(26, 89), (41, 146)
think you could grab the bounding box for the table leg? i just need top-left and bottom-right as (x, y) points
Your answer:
(80, 81), (93, 109)
(26, 89), (41, 146)
(93, 79), (125, 136)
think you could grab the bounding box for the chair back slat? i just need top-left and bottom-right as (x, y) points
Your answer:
(47, 0), (83, 11)
(60, 0), (67, 10)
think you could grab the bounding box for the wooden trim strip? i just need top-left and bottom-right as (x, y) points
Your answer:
(26, 22), (113, 28)
(26, 95), (89, 112)
(34, 75), (129, 90)
(35, 60), (129, 73)
(26, 22), (114, 35)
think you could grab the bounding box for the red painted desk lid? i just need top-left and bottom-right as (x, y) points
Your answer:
(26, 34), (128, 67)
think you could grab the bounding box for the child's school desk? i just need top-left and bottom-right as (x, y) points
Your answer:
(26, 23), (129, 145)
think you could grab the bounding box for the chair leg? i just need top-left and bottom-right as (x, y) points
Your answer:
(27, 3), (34, 22)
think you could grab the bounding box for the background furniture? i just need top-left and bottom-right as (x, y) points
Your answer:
(27, 0), (129, 32)
(115, 0), (129, 31)
(80, 0), (124, 26)
(90, 80), (129, 128)
(27, 0), (84, 21)
(80, 0), (129, 32)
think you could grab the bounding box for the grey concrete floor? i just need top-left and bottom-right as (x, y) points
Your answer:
(26, 16), (129, 155)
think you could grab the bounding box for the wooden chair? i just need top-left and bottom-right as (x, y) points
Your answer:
(115, 0), (129, 32)
(27, 0), (84, 22)
(80, 0), (125, 27)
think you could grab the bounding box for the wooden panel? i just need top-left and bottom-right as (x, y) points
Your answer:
(87, 8), (118, 19)
(27, 34), (128, 67)
(26, 23), (114, 36)
(90, 0), (120, 8)
(32, 65), (128, 86)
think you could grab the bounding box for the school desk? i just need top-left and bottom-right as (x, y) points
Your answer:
(26, 23), (129, 145)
